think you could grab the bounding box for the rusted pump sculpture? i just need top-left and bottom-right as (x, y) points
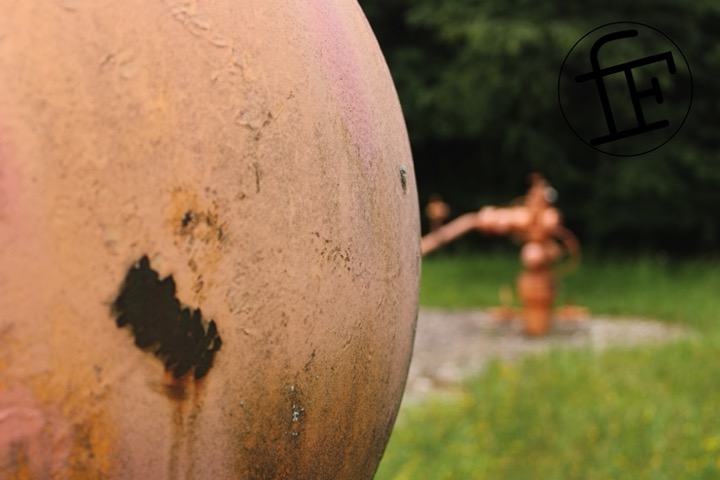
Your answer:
(421, 174), (580, 336)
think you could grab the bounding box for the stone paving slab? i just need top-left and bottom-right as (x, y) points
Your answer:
(404, 308), (692, 403)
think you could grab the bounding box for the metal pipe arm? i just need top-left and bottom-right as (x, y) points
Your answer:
(421, 212), (480, 255)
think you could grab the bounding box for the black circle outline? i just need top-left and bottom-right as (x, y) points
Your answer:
(557, 21), (693, 157)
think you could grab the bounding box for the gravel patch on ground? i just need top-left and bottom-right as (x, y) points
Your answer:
(403, 308), (692, 404)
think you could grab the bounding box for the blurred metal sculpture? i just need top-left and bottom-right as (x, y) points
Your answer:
(421, 174), (581, 336)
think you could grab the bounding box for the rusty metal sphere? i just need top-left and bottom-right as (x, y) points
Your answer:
(0, 1), (420, 477)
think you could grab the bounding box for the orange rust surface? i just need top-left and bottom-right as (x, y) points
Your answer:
(0, 0), (419, 477)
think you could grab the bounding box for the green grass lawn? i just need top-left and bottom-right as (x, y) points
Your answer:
(376, 252), (720, 480)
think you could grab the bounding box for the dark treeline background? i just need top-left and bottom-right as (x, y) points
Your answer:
(359, 0), (720, 254)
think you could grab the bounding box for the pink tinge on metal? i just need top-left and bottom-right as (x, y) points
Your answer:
(0, 387), (73, 477)
(305, 0), (379, 171)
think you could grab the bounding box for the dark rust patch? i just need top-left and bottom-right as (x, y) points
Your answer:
(112, 255), (222, 379)
(181, 211), (193, 228)
(399, 165), (408, 193)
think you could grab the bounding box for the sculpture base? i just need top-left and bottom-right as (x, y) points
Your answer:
(517, 270), (556, 336)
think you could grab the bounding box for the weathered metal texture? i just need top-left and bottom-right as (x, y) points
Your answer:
(0, 1), (420, 478)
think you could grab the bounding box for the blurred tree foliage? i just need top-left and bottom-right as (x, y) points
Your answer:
(360, 0), (720, 253)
